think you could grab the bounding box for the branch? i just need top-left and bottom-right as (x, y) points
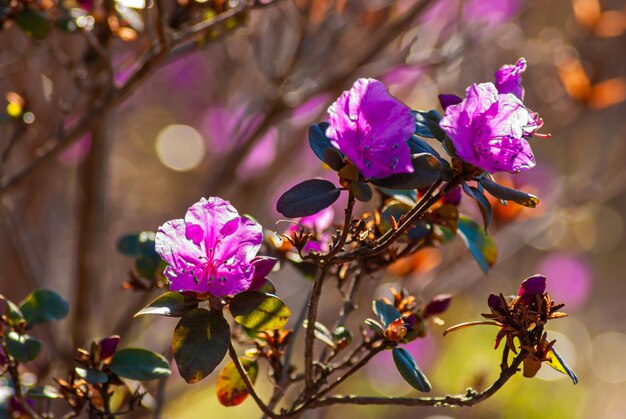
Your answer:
(306, 351), (527, 410)
(227, 341), (277, 419)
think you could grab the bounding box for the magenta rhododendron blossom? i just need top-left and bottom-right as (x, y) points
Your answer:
(155, 197), (271, 297)
(326, 78), (415, 179)
(495, 58), (527, 100)
(440, 82), (540, 173)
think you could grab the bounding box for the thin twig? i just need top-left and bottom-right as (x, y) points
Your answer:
(305, 351), (527, 410)
(227, 341), (277, 418)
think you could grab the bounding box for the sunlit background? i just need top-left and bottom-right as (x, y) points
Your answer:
(1, 0), (625, 417)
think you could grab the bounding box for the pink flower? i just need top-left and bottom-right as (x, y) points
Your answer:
(326, 78), (415, 179)
(440, 83), (540, 173)
(495, 57), (527, 100)
(155, 197), (272, 297)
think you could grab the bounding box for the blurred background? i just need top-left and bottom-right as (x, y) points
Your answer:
(0, 0), (625, 417)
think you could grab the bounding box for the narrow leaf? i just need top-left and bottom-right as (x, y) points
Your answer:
(134, 292), (198, 318)
(457, 216), (497, 273)
(230, 292), (290, 331)
(26, 386), (63, 399)
(546, 348), (578, 384)
(216, 359), (259, 406)
(462, 184), (493, 230)
(172, 308), (230, 383)
(479, 178), (539, 208)
(392, 347), (432, 392)
(277, 179), (341, 218)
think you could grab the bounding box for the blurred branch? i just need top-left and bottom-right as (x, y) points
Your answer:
(0, 0), (282, 195)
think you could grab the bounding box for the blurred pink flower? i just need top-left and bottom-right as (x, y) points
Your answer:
(536, 253), (592, 311)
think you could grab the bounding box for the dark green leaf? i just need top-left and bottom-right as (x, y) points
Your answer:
(392, 347), (431, 392)
(308, 123), (332, 162)
(372, 300), (401, 327)
(19, 289), (69, 328)
(117, 231), (156, 257)
(370, 153), (441, 190)
(216, 358), (259, 406)
(110, 348), (171, 381)
(26, 386), (63, 399)
(6, 332), (41, 362)
(457, 216), (497, 273)
(479, 178), (539, 208)
(351, 181), (373, 202)
(277, 179), (341, 218)
(75, 367), (109, 384)
(230, 292), (290, 331)
(172, 308), (230, 383)
(134, 292), (198, 318)
(14, 8), (50, 39)
(323, 148), (345, 171)
(462, 184), (492, 230)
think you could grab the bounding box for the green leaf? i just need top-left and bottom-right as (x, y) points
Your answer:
(370, 153), (441, 190)
(276, 179), (341, 218)
(364, 318), (385, 335)
(75, 367), (109, 384)
(230, 292), (290, 331)
(117, 231), (156, 257)
(19, 289), (69, 328)
(216, 358), (259, 406)
(392, 347), (431, 392)
(14, 8), (50, 39)
(0, 294), (25, 327)
(351, 181), (373, 202)
(303, 320), (336, 349)
(110, 348), (171, 381)
(546, 348), (578, 385)
(479, 178), (539, 208)
(134, 292), (198, 318)
(26, 385), (63, 399)
(457, 216), (497, 273)
(172, 308), (230, 383)
(6, 331), (41, 362)
(372, 300), (401, 327)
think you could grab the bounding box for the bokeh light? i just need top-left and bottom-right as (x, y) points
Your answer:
(536, 252), (592, 311)
(155, 124), (206, 172)
(591, 332), (626, 383)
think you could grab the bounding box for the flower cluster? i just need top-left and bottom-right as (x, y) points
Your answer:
(155, 197), (276, 297)
(440, 58), (543, 173)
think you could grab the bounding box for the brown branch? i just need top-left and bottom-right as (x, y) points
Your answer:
(306, 351), (527, 410)
(227, 341), (278, 418)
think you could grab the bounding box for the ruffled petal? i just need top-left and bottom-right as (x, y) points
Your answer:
(155, 219), (204, 268)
